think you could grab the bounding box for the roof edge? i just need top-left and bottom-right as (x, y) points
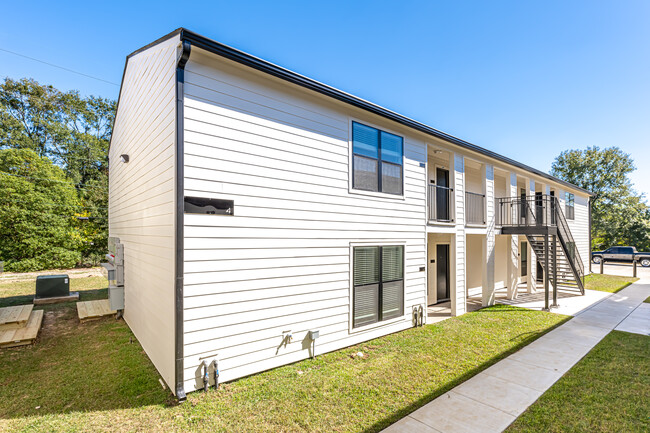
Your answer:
(127, 28), (183, 59)
(177, 28), (593, 196)
(114, 27), (592, 196)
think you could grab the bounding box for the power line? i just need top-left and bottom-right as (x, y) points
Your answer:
(0, 145), (108, 165)
(50, 153), (109, 164)
(0, 172), (108, 190)
(0, 207), (107, 220)
(0, 149), (107, 165)
(2, 197), (108, 210)
(0, 47), (119, 86)
(1, 205), (107, 220)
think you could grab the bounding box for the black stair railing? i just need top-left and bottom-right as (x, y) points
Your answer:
(495, 194), (585, 295)
(552, 196), (585, 293)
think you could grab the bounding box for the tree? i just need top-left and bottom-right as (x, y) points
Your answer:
(551, 146), (650, 251)
(0, 78), (114, 267)
(0, 148), (84, 271)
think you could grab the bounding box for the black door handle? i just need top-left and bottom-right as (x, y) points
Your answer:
(431, 259), (435, 263)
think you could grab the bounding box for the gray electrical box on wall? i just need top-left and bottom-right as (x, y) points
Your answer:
(102, 237), (125, 311)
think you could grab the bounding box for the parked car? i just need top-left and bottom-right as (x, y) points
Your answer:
(591, 246), (650, 267)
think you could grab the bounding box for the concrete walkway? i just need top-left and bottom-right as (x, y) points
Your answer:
(382, 280), (650, 433)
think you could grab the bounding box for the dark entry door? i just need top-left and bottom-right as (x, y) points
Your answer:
(436, 244), (450, 302)
(550, 190), (556, 225)
(535, 192), (544, 224)
(436, 168), (450, 221)
(521, 241), (528, 277)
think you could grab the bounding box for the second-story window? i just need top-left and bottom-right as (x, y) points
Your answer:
(352, 122), (403, 195)
(565, 192), (575, 220)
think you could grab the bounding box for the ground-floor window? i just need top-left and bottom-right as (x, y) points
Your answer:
(352, 245), (404, 328)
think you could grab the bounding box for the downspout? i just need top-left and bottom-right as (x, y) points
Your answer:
(175, 39), (191, 401)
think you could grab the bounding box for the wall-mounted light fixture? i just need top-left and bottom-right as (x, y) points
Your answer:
(120, 154), (130, 163)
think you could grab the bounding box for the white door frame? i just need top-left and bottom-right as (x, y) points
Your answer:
(428, 241), (451, 305)
(520, 239), (528, 284)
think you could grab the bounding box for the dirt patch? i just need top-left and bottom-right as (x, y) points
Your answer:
(39, 308), (76, 340)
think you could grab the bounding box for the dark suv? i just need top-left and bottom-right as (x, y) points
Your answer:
(591, 246), (650, 267)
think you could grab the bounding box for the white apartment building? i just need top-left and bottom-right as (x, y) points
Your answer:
(108, 29), (592, 398)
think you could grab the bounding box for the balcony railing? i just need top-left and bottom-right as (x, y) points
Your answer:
(495, 195), (556, 227)
(428, 184), (453, 222)
(494, 194), (584, 294)
(465, 192), (485, 225)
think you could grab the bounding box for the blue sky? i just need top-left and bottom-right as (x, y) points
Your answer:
(1, 1), (649, 197)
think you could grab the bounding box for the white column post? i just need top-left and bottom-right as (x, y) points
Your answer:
(482, 164), (495, 306)
(545, 183), (552, 291)
(527, 179), (537, 293)
(451, 152), (466, 316)
(507, 172), (519, 299)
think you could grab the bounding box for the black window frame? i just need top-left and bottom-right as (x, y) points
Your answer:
(565, 192), (575, 220)
(352, 245), (405, 329)
(351, 121), (404, 195)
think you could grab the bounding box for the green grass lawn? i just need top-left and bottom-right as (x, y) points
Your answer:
(507, 331), (650, 433)
(644, 295), (650, 303)
(0, 274), (108, 308)
(585, 273), (639, 293)
(0, 284), (569, 433)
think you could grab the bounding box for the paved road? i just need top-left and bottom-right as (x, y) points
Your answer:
(593, 261), (650, 279)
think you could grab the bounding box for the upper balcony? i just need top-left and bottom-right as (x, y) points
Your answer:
(495, 194), (556, 230)
(426, 150), (485, 226)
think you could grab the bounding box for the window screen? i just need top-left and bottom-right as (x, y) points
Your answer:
(352, 122), (403, 195)
(353, 245), (404, 328)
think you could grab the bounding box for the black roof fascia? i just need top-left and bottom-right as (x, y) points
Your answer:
(176, 28), (592, 196)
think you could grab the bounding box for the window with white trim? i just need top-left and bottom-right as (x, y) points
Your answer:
(352, 245), (404, 328)
(565, 192), (575, 220)
(352, 122), (403, 195)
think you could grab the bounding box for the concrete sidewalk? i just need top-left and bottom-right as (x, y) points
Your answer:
(382, 280), (650, 433)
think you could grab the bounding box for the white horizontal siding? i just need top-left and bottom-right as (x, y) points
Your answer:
(567, 193), (591, 273)
(108, 35), (179, 391)
(181, 49), (427, 391)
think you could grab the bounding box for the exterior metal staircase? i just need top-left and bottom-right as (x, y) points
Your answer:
(526, 235), (584, 294)
(496, 194), (585, 307)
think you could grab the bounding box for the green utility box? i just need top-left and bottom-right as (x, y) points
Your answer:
(35, 275), (70, 299)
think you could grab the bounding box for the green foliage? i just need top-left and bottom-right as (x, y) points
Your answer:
(0, 78), (114, 269)
(551, 146), (650, 251)
(0, 149), (83, 271)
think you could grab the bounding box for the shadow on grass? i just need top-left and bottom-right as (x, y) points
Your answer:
(361, 307), (571, 433)
(1, 302), (568, 429)
(0, 288), (108, 309)
(0, 288), (175, 420)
